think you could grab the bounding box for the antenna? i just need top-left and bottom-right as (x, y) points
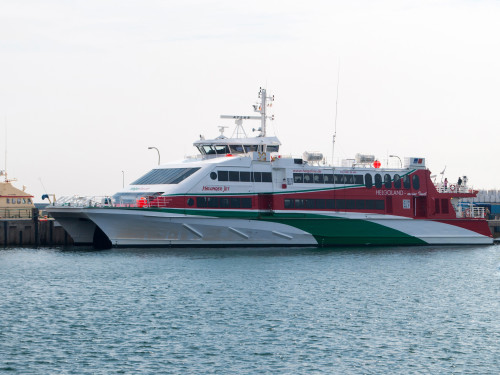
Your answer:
(440, 166), (447, 182)
(4, 117), (7, 182)
(332, 60), (340, 166)
(220, 88), (274, 138)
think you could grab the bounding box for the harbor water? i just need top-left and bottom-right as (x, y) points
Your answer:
(1, 245), (500, 374)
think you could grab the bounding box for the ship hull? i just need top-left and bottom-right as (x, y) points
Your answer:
(47, 207), (493, 247)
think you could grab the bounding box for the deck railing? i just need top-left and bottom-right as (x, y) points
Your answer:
(53, 196), (113, 208)
(456, 205), (486, 219)
(0, 208), (33, 219)
(434, 182), (474, 194)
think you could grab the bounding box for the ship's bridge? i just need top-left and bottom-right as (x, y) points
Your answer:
(193, 136), (281, 157)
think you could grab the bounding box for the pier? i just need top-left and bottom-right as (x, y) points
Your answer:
(488, 220), (500, 241)
(1, 209), (73, 247)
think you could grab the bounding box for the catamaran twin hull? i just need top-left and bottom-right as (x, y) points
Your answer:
(51, 207), (493, 248)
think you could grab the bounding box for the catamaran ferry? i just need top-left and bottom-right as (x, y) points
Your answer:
(47, 89), (493, 248)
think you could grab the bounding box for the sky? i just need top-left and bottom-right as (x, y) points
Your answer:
(1, 0), (499, 201)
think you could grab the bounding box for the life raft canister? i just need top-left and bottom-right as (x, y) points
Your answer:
(137, 197), (148, 208)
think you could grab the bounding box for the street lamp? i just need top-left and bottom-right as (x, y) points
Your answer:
(389, 155), (402, 168)
(148, 146), (160, 165)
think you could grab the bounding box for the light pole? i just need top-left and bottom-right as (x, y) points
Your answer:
(122, 170), (125, 188)
(148, 146), (160, 165)
(389, 155), (402, 168)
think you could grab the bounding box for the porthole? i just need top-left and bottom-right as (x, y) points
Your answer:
(187, 198), (194, 206)
(210, 172), (217, 180)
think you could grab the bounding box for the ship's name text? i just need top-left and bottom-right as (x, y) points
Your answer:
(202, 186), (230, 192)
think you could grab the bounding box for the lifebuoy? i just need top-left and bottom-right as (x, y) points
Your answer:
(449, 184), (456, 192)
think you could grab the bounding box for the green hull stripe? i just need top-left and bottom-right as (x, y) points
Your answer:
(261, 216), (426, 246)
(105, 207), (425, 245)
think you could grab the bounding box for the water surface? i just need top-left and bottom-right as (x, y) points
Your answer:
(1, 245), (500, 374)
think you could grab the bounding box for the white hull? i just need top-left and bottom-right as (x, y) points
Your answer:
(46, 207), (493, 247)
(85, 209), (316, 247)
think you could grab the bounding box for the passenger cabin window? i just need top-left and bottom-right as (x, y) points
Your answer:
(214, 170), (271, 183)
(403, 175), (411, 189)
(365, 174), (373, 189)
(324, 174), (334, 184)
(132, 168), (201, 185)
(412, 175), (420, 190)
(384, 174), (392, 189)
(393, 174), (401, 189)
(194, 196), (252, 209)
(283, 198), (385, 211)
(374, 174), (382, 189)
(292, 173), (362, 185)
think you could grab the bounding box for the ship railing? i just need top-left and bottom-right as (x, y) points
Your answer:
(52, 196), (114, 208)
(456, 205), (486, 219)
(434, 182), (474, 194)
(113, 196), (174, 208)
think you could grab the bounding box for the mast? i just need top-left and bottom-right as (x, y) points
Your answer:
(255, 87), (274, 137)
(332, 61), (340, 166)
(220, 87), (274, 138)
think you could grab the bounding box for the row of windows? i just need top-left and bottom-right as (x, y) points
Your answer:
(132, 168), (200, 185)
(284, 198), (385, 210)
(190, 197), (253, 209)
(292, 172), (421, 191)
(198, 144), (279, 155)
(210, 171), (273, 183)
(5, 198), (32, 204)
(293, 173), (363, 184)
(365, 174), (420, 190)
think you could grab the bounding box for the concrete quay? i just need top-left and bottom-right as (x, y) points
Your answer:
(1, 209), (73, 247)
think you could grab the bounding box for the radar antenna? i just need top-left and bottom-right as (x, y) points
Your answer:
(220, 88), (274, 138)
